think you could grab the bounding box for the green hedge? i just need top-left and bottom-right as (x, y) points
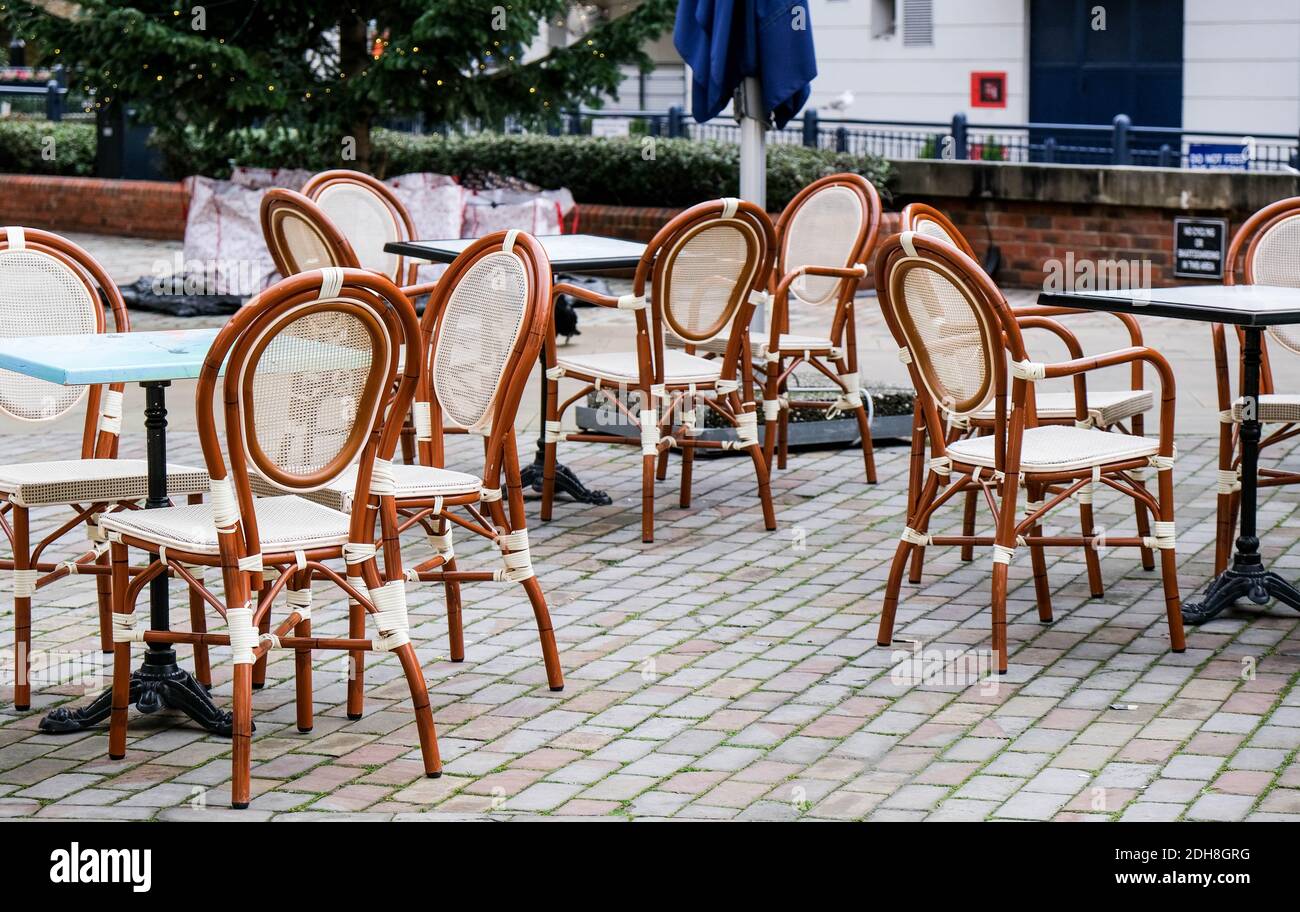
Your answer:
(0, 120), (893, 210)
(373, 132), (893, 209)
(0, 119), (95, 176)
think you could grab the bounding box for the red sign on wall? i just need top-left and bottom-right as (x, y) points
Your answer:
(971, 72), (1007, 108)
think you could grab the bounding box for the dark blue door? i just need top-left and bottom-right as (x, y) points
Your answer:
(1029, 0), (1183, 163)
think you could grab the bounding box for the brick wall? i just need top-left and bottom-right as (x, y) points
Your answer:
(0, 175), (188, 240)
(900, 197), (1253, 289)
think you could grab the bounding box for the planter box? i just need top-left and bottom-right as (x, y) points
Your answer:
(574, 406), (912, 455)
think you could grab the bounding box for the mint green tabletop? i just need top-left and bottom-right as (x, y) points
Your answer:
(0, 329), (221, 385)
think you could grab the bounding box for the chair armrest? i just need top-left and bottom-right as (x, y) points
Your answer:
(1020, 346), (1175, 452)
(401, 281), (438, 299)
(769, 264), (868, 344)
(553, 281), (647, 311)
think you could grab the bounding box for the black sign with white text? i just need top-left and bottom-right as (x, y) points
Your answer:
(1173, 217), (1228, 280)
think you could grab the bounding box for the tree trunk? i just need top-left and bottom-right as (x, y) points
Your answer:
(339, 14), (373, 173)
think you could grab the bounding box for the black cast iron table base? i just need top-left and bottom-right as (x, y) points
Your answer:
(1181, 326), (1300, 625)
(39, 646), (234, 738)
(39, 381), (234, 738)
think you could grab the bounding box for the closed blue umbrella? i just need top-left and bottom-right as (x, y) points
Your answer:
(674, 0), (818, 209)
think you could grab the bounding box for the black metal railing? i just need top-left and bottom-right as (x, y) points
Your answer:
(557, 108), (1300, 172)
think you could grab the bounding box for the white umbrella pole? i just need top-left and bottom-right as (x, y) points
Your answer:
(738, 75), (767, 328)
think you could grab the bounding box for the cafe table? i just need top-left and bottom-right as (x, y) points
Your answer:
(1039, 284), (1300, 623)
(0, 328), (234, 734)
(386, 233), (648, 507)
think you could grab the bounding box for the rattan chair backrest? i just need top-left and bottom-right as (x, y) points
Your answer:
(260, 189), (360, 279)
(1237, 199), (1300, 355)
(302, 171), (415, 285)
(197, 268), (418, 554)
(777, 174), (880, 306)
(876, 232), (1006, 420)
(0, 227), (129, 454)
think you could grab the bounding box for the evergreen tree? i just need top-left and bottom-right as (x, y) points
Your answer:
(5, 1), (675, 171)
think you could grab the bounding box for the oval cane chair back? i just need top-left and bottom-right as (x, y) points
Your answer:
(898, 203), (979, 260)
(1234, 198), (1300, 356)
(260, 189), (361, 279)
(426, 230), (552, 440)
(650, 199), (772, 349)
(302, 171), (416, 285)
(0, 227), (129, 451)
(876, 232), (1007, 421)
(777, 174), (881, 306)
(197, 268), (419, 558)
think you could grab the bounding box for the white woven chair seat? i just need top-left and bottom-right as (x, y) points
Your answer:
(98, 495), (350, 556)
(948, 425), (1159, 473)
(1231, 393), (1300, 423)
(973, 389), (1153, 426)
(256, 463), (481, 512)
(0, 459), (209, 507)
(556, 349), (721, 385)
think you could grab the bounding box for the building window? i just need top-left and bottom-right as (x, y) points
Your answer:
(871, 0), (896, 39)
(902, 0), (934, 47)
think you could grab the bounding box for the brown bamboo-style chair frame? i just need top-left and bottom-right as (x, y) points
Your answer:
(762, 173), (882, 483)
(0, 228), (212, 711)
(874, 232), (1184, 672)
(1211, 196), (1300, 574)
(103, 268), (437, 809)
(301, 169), (420, 287)
(540, 198), (778, 542)
(350, 231), (563, 719)
(897, 204), (1158, 594)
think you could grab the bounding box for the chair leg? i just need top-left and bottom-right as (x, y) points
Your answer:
(1156, 470), (1186, 654)
(679, 440), (695, 508)
(991, 559), (1010, 675)
(777, 402), (790, 470)
(291, 574), (312, 734)
(230, 662), (254, 808)
(1026, 486), (1053, 623)
(252, 582), (269, 690)
(540, 378), (559, 522)
(189, 588), (211, 689)
(394, 642), (441, 778)
(877, 540), (914, 647)
(1078, 492), (1105, 598)
(853, 401), (877, 484)
(906, 409), (928, 581)
(439, 520), (465, 663)
(12, 507), (31, 711)
(762, 359), (781, 471)
(959, 489), (978, 562)
(641, 451), (657, 543)
(96, 549), (113, 655)
(187, 495), (211, 688)
(747, 439), (777, 531)
(1133, 478), (1157, 572)
(1214, 419), (1237, 576)
(347, 599), (365, 720)
(522, 576), (563, 690)
(656, 448), (670, 482)
(108, 541), (132, 759)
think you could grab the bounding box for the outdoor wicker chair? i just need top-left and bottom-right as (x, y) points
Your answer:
(898, 203), (1159, 594)
(761, 173), (882, 483)
(1211, 196), (1300, 574)
(301, 169), (420, 287)
(874, 232), (1184, 673)
(263, 230), (563, 712)
(541, 198), (777, 543)
(97, 267), (439, 808)
(0, 227), (209, 711)
(261, 187), (434, 463)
